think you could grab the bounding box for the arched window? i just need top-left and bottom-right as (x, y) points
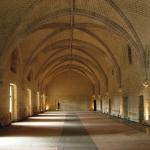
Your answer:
(27, 71), (33, 82)
(10, 50), (18, 73)
(112, 69), (114, 75)
(128, 45), (132, 64)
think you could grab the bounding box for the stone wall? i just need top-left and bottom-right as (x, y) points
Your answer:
(47, 71), (93, 111)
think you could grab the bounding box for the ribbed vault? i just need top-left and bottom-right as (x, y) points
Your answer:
(0, 0), (148, 95)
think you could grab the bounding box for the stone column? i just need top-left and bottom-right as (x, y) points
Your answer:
(0, 68), (11, 126)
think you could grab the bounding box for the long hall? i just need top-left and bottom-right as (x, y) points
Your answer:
(0, 111), (150, 150)
(1, 1), (150, 149)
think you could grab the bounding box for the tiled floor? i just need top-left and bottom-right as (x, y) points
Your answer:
(0, 111), (150, 150)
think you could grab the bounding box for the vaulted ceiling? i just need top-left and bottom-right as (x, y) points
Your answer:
(0, 0), (149, 91)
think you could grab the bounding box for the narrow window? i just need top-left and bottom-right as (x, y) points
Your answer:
(27, 89), (32, 116)
(128, 45), (132, 64)
(10, 50), (18, 73)
(112, 69), (114, 75)
(27, 71), (32, 82)
(9, 83), (17, 121)
(37, 92), (40, 112)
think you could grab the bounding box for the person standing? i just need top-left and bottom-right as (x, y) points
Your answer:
(57, 101), (60, 110)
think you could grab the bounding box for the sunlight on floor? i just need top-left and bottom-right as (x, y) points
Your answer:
(0, 112), (150, 150)
(28, 116), (65, 120)
(12, 121), (64, 127)
(0, 137), (59, 150)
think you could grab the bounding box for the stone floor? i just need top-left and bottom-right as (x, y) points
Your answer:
(0, 111), (150, 150)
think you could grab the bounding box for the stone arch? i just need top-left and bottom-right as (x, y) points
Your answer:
(42, 64), (101, 94)
(39, 56), (104, 93)
(25, 26), (121, 83)
(24, 38), (118, 87)
(1, 9), (146, 80)
(39, 55), (101, 81)
(36, 46), (106, 78)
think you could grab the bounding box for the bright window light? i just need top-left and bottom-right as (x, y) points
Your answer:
(9, 83), (17, 120)
(37, 92), (40, 111)
(9, 86), (12, 113)
(27, 89), (32, 116)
